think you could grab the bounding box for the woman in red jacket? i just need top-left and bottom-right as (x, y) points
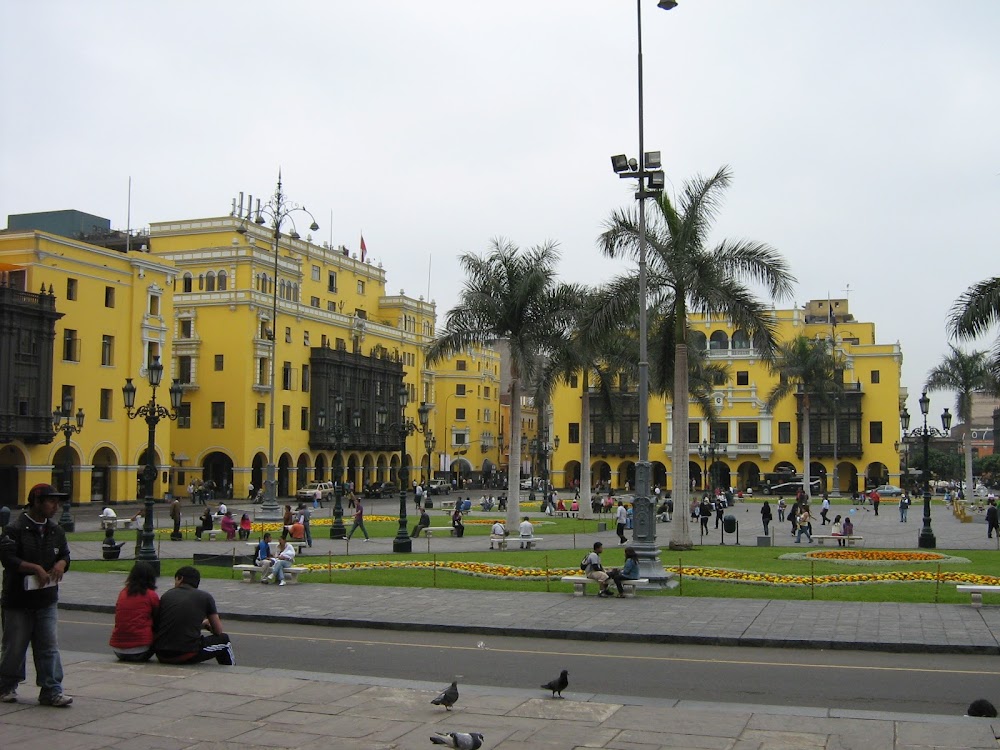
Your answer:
(109, 562), (159, 662)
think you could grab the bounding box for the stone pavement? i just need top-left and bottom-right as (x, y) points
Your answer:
(1, 651), (998, 749)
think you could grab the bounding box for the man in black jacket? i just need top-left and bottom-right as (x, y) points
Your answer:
(0, 484), (73, 707)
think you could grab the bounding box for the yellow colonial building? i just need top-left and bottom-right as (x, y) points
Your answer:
(547, 299), (904, 496)
(0, 211), (178, 506)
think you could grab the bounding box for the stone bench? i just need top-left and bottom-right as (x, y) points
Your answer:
(489, 535), (509, 550)
(233, 564), (307, 584)
(956, 584), (1000, 607)
(196, 529), (221, 541)
(560, 576), (648, 597)
(412, 526), (457, 538)
(555, 510), (579, 518)
(514, 536), (543, 549)
(812, 535), (863, 546)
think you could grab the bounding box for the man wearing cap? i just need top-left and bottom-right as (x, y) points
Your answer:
(0, 483), (73, 707)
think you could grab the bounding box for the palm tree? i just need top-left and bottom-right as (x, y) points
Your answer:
(764, 336), (843, 499)
(949, 277), (1000, 376)
(598, 166), (795, 549)
(426, 239), (577, 528)
(925, 345), (994, 500)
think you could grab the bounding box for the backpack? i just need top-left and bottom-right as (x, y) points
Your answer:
(580, 554), (589, 571)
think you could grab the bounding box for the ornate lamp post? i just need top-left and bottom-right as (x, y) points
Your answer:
(235, 173), (318, 520)
(900, 392), (952, 549)
(697, 430), (726, 497)
(52, 395), (84, 531)
(320, 396), (356, 539)
(530, 431), (560, 493)
(697, 439), (709, 494)
(122, 356), (183, 576)
(416, 401), (435, 489)
(379, 385), (419, 553)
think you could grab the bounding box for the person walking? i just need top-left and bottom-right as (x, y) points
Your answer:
(0, 484), (74, 707)
(761, 501), (772, 535)
(795, 506), (814, 543)
(986, 498), (998, 538)
(615, 501), (628, 544)
(154, 566), (235, 663)
(820, 494), (831, 525)
(714, 494), (725, 529)
(699, 496), (712, 537)
(777, 496), (787, 523)
(788, 500), (800, 536)
(899, 494), (910, 523)
(280, 505), (293, 540)
(870, 488), (881, 516)
(247, 482), (255, 501)
(346, 499), (370, 542)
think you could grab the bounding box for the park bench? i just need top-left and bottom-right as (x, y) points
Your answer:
(439, 500), (457, 511)
(232, 564), (307, 584)
(513, 536), (543, 549)
(245, 541), (307, 556)
(412, 525), (457, 538)
(956, 584), (1000, 607)
(196, 529), (221, 541)
(560, 576), (648, 597)
(811, 535), (864, 546)
(489, 534), (509, 550)
(101, 518), (136, 531)
(555, 510), (579, 518)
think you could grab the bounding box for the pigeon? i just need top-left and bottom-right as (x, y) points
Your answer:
(430, 732), (484, 749)
(541, 669), (569, 699)
(431, 681), (459, 711)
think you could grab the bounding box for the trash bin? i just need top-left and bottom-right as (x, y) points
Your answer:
(723, 514), (737, 534)
(756, 536), (771, 547)
(597, 521), (608, 532)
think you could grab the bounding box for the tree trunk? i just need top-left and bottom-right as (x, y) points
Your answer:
(802, 397), (812, 501)
(964, 433), (974, 500)
(506, 376), (522, 529)
(580, 369), (593, 519)
(669, 343), (693, 550)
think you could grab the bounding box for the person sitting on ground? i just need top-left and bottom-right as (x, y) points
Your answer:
(219, 511), (237, 541)
(154, 566), (234, 665)
(263, 538), (296, 585)
(109, 561), (159, 662)
(238, 513), (252, 541)
(411, 507), (431, 538)
(581, 542), (614, 597)
(194, 507), (213, 540)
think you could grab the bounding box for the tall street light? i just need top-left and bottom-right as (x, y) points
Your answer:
(900, 391), (952, 549)
(52, 396), (84, 532)
(379, 385), (417, 553)
(417, 402), (435, 492)
(609, 0), (676, 584)
(235, 172), (318, 520)
(319, 396), (356, 539)
(122, 356), (182, 576)
(531, 430), (559, 493)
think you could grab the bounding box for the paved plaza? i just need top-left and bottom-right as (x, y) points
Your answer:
(1, 496), (997, 748)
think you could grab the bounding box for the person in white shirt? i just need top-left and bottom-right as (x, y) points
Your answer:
(263, 538), (296, 586)
(582, 542), (614, 597)
(518, 517), (533, 549)
(216, 502), (227, 517)
(99, 507), (117, 519)
(820, 495), (831, 525)
(615, 501), (628, 544)
(490, 520), (507, 549)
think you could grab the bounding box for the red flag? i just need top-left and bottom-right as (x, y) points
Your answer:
(360, 234), (367, 262)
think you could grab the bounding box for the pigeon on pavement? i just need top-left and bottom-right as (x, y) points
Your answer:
(431, 681), (459, 711)
(429, 731), (484, 749)
(541, 669), (569, 699)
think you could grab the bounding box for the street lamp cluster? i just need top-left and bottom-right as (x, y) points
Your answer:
(235, 174), (318, 520)
(900, 391), (953, 549)
(122, 356), (183, 575)
(697, 432), (727, 496)
(317, 396), (359, 539)
(53, 397), (84, 532)
(530, 431), (560, 492)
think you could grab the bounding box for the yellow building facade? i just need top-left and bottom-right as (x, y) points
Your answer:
(0, 225), (178, 505)
(547, 299), (904, 496)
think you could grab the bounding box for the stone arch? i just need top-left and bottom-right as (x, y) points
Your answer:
(362, 453), (376, 488)
(709, 330), (729, 350)
(217, 270), (227, 291)
(51, 443), (81, 501)
(689, 460), (703, 491)
(182, 272), (193, 293)
(205, 271), (216, 292)
(277, 453), (292, 498)
(91, 445), (120, 504)
(591, 460), (611, 491)
(711, 461), (732, 491)
(202, 451), (234, 495)
(835, 462), (858, 495)
(251, 452), (267, 495)
(296, 453), (311, 490)
(0, 444), (27, 508)
(690, 331), (707, 352)
(376, 454), (389, 483)
(865, 462), (889, 491)
(564, 460), (581, 488)
(774, 460), (797, 474)
(810, 460), (828, 492)
(731, 329), (751, 349)
(737, 460), (761, 492)
(617, 460), (635, 491)
(314, 453), (327, 482)
(651, 461), (667, 490)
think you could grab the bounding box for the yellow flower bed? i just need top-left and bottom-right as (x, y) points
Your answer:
(807, 550), (946, 562)
(291, 560), (1000, 587)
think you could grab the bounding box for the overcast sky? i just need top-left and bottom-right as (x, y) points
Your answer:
(2, 1), (997, 422)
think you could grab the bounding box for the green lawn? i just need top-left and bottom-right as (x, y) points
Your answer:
(67, 545), (997, 604)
